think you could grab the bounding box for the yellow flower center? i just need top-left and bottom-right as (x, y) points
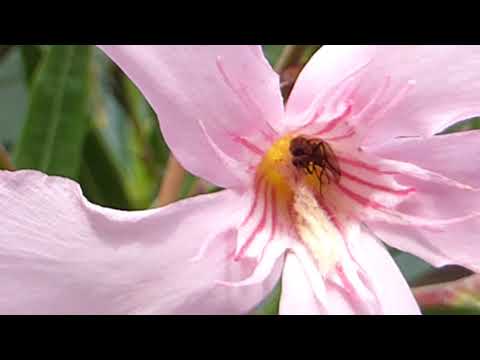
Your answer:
(256, 134), (295, 201)
(255, 134), (344, 275)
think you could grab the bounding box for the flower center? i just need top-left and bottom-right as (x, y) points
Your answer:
(257, 134), (341, 198)
(256, 134), (345, 275)
(256, 134), (295, 200)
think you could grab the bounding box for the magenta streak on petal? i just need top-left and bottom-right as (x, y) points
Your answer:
(337, 156), (394, 175)
(322, 58), (373, 110)
(339, 155), (477, 191)
(240, 176), (264, 227)
(355, 265), (383, 313)
(294, 103), (325, 132)
(332, 263), (379, 314)
(197, 119), (252, 180)
(323, 127), (356, 142)
(336, 182), (385, 210)
(215, 56), (278, 139)
(190, 229), (230, 263)
(311, 103), (353, 136)
(351, 75), (391, 122)
(340, 233), (384, 313)
(336, 182), (480, 228)
(325, 272), (367, 314)
(232, 136), (265, 157)
(260, 129), (277, 144)
(258, 187), (278, 262)
(340, 169), (416, 195)
(268, 187), (278, 244)
(235, 183), (270, 261)
(364, 80), (416, 128)
(334, 264), (356, 297)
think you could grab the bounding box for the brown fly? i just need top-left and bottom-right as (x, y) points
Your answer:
(289, 136), (341, 187)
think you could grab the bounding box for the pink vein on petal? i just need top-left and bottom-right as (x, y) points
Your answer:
(351, 75), (391, 122)
(269, 187), (278, 244)
(324, 127), (356, 142)
(216, 56), (278, 139)
(363, 79), (416, 128)
(257, 187), (278, 262)
(197, 119), (251, 178)
(311, 103), (353, 136)
(322, 58), (373, 109)
(235, 183), (270, 260)
(232, 136), (265, 156)
(336, 182), (399, 211)
(337, 156), (392, 175)
(340, 169), (416, 195)
(241, 176), (264, 226)
(336, 182), (480, 228)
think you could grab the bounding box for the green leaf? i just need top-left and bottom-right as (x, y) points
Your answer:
(392, 252), (435, 286)
(20, 45), (45, 86)
(14, 45), (93, 181)
(262, 45), (285, 66)
(0, 47), (29, 148)
(79, 127), (132, 210)
(422, 306), (480, 315)
(253, 280), (282, 315)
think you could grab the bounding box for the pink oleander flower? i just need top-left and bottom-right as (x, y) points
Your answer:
(1, 45), (480, 314)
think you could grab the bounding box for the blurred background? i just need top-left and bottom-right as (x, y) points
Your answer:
(0, 45), (478, 314)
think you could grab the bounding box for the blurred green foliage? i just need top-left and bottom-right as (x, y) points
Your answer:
(0, 45), (478, 315)
(15, 46), (92, 180)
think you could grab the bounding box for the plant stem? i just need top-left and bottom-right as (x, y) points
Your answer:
(0, 144), (15, 170)
(274, 45), (308, 73)
(154, 156), (186, 207)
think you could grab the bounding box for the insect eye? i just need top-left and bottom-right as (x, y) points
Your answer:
(291, 148), (305, 156)
(292, 158), (302, 167)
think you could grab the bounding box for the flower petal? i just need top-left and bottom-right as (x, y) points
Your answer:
(345, 228), (421, 314)
(368, 130), (480, 188)
(287, 45), (480, 145)
(98, 45), (284, 188)
(367, 217), (480, 273)
(362, 133), (480, 272)
(279, 232), (420, 315)
(279, 252), (325, 314)
(0, 170), (277, 314)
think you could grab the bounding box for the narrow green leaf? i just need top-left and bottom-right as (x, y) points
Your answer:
(422, 306), (480, 315)
(0, 47), (29, 147)
(262, 45), (286, 66)
(253, 280), (282, 315)
(20, 45), (44, 86)
(79, 127), (132, 210)
(14, 45), (92, 181)
(392, 252), (435, 285)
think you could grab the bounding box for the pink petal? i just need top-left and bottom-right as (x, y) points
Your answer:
(0, 170), (278, 314)
(369, 130), (480, 188)
(279, 252), (325, 314)
(367, 215), (480, 273)
(362, 133), (480, 272)
(279, 233), (420, 315)
(98, 45), (284, 188)
(287, 46), (480, 145)
(345, 229), (421, 314)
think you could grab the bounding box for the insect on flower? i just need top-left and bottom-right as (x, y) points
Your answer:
(289, 136), (341, 189)
(2, 45), (480, 315)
